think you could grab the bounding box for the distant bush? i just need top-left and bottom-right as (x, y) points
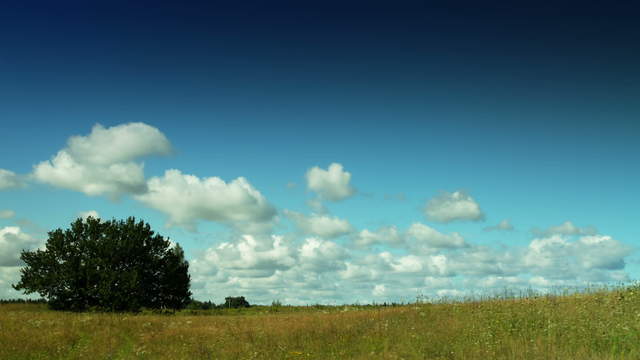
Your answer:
(186, 299), (215, 310)
(222, 296), (250, 308)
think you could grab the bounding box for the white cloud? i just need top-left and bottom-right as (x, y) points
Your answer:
(523, 233), (631, 278)
(475, 275), (522, 288)
(306, 198), (327, 214)
(447, 245), (514, 276)
(185, 223), (634, 304)
(0, 169), (23, 190)
(299, 238), (348, 272)
(0, 227), (40, 267)
(436, 289), (465, 298)
(66, 122), (171, 165)
(339, 262), (381, 282)
(407, 222), (466, 249)
(372, 284), (386, 297)
(306, 163), (356, 201)
(77, 210), (100, 220)
(535, 221), (597, 237)
(0, 210), (15, 219)
(285, 210), (352, 239)
(424, 190), (484, 223)
(353, 226), (403, 247)
(380, 252), (423, 273)
(424, 276), (452, 289)
(0, 267), (32, 299)
(135, 169), (276, 231)
(32, 122), (171, 198)
(484, 219), (514, 232)
(191, 235), (296, 279)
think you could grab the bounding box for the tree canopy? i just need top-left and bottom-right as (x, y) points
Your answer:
(13, 217), (191, 312)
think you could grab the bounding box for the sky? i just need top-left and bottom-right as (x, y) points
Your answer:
(1, 1), (639, 305)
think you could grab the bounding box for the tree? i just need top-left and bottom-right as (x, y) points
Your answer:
(223, 296), (250, 308)
(12, 217), (191, 312)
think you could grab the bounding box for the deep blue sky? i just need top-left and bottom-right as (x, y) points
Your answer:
(1, 1), (638, 303)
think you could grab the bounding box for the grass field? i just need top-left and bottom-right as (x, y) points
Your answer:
(2, 286), (640, 359)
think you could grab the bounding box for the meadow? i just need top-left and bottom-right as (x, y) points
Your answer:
(1, 286), (640, 359)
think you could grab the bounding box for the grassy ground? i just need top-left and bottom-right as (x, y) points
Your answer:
(1, 286), (640, 359)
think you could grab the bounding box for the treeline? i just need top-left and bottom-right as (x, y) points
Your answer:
(0, 298), (47, 304)
(187, 296), (251, 310)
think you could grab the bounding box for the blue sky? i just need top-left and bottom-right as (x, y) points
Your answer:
(1, 1), (639, 304)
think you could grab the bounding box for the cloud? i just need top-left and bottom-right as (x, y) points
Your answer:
(285, 210), (352, 239)
(32, 122), (171, 198)
(0, 169), (24, 190)
(534, 221), (597, 237)
(77, 210), (100, 220)
(306, 198), (327, 214)
(0, 210), (15, 219)
(0, 227), (40, 267)
(185, 223), (634, 304)
(299, 238), (348, 272)
(446, 245), (514, 276)
(424, 190), (484, 223)
(339, 262), (382, 282)
(484, 219), (514, 232)
(135, 169), (276, 231)
(306, 163), (356, 201)
(406, 222), (467, 249)
(372, 284), (386, 297)
(191, 235), (296, 279)
(353, 226), (403, 247)
(523, 233), (632, 278)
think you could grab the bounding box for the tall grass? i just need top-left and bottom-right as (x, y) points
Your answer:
(1, 285), (639, 359)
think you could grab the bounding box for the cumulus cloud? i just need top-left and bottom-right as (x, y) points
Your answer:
(523, 233), (632, 278)
(306, 163), (356, 201)
(534, 221), (597, 237)
(32, 122), (171, 198)
(406, 222), (467, 249)
(299, 238), (348, 272)
(353, 226), (403, 247)
(77, 210), (100, 220)
(0, 210), (15, 219)
(191, 235), (296, 279)
(285, 210), (352, 239)
(0, 169), (24, 190)
(424, 190), (484, 223)
(339, 262), (382, 282)
(186, 224), (634, 304)
(135, 169), (276, 231)
(484, 219), (514, 232)
(0, 226), (40, 267)
(447, 245), (514, 276)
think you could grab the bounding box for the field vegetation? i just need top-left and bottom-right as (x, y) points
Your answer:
(2, 285), (640, 359)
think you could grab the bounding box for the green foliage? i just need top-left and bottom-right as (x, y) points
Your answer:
(12, 217), (191, 312)
(222, 296), (250, 308)
(186, 299), (215, 310)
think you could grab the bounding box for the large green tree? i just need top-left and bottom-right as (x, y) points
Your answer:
(13, 217), (191, 312)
